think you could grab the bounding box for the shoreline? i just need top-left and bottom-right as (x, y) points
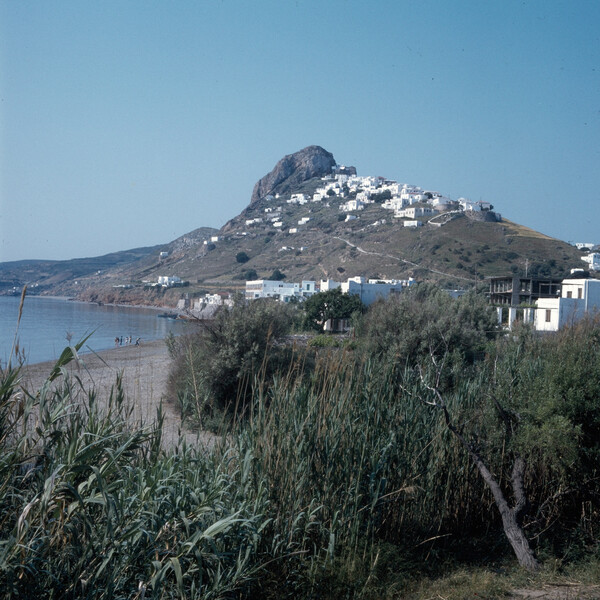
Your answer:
(19, 338), (210, 448)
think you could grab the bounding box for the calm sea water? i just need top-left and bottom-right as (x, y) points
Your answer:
(0, 295), (193, 366)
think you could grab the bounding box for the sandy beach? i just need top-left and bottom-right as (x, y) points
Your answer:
(20, 339), (211, 448)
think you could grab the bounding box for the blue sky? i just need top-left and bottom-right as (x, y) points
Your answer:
(1, 0), (599, 262)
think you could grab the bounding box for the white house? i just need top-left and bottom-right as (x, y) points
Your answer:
(320, 279), (341, 292)
(394, 206), (434, 219)
(289, 228), (298, 234)
(193, 293), (229, 308)
(403, 220), (423, 228)
(245, 280), (317, 302)
(535, 278), (600, 331)
(288, 193), (308, 205)
(400, 185), (426, 204)
(382, 197), (408, 211)
(157, 275), (182, 287)
(581, 253), (600, 271)
(340, 199), (366, 212)
(340, 276), (416, 306)
(458, 198), (480, 212)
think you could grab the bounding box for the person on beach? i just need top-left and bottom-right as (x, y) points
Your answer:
(135, 337), (141, 346)
(115, 336), (119, 347)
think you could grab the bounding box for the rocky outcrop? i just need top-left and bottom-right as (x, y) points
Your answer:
(250, 146), (336, 205)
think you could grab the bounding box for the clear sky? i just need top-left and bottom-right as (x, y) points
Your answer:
(1, 0), (598, 262)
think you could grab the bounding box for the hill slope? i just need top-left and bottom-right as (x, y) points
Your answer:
(1, 147), (585, 305)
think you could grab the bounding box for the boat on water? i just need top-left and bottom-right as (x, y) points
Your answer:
(157, 312), (179, 320)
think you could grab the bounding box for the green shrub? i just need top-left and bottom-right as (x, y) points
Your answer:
(356, 284), (499, 380)
(168, 298), (300, 421)
(308, 333), (342, 347)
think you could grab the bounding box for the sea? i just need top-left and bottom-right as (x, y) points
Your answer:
(0, 295), (193, 366)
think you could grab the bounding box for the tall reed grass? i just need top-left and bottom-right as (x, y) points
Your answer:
(0, 360), (274, 599)
(2, 319), (598, 598)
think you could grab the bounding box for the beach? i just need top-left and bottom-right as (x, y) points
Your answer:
(20, 339), (211, 448)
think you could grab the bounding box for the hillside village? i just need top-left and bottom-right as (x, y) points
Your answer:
(2, 148), (597, 315)
(240, 165), (500, 235)
(141, 162), (599, 334)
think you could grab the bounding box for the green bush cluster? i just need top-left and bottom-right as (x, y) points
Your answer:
(167, 297), (301, 425)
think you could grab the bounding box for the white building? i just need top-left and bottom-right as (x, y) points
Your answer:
(394, 206), (434, 219)
(193, 293), (230, 309)
(320, 279), (341, 292)
(157, 276), (182, 287)
(245, 280), (317, 302)
(403, 220), (423, 228)
(535, 278), (600, 331)
(581, 253), (600, 271)
(400, 185), (426, 204)
(288, 193), (308, 205)
(382, 197), (408, 211)
(340, 199), (366, 212)
(458, 198), (480, 212)
(340, 276), (416, 306)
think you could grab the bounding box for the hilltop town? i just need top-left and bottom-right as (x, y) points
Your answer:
(0, 146), (596, 306)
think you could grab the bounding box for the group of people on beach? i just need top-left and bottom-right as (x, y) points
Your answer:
(114, 336), (141, 347)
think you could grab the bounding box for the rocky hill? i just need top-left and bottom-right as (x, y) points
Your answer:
(1, 146), (586, 306)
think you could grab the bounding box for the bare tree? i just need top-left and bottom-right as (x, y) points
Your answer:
(419, 362), (539, 571)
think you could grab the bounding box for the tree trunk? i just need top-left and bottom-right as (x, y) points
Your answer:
(424, 380), (540, 571)
(465, 443), (540, 571)
(442, 407), (540, 571)
(499, 507), (540, 571)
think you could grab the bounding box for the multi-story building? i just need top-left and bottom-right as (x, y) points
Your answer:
(535, 277), (600, 331)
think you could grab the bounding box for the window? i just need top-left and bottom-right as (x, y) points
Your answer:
(578, 288), (583, 299)
(545, 309), (552, 323)
(567, 291), (573, 298)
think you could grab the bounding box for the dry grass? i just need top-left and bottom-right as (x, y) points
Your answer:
(502, 219), (557, 241)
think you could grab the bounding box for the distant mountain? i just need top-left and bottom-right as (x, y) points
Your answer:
(0, 228), (217, 299)
(0, 146), (586, 306)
